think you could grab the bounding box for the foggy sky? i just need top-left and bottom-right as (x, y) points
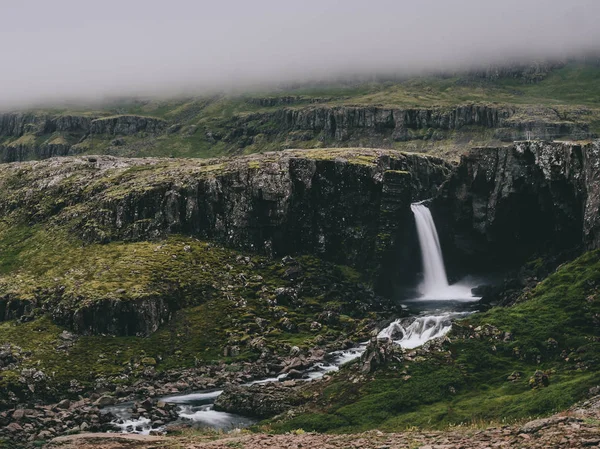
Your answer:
(3, 0), (600, 108)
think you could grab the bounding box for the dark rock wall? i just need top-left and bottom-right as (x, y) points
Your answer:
(235, 105), (514, 143)
(433, 140), (600, 273)
(0, 150), (451, 296)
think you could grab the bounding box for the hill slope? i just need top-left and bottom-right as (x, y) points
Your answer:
(1, 61), (600, 162)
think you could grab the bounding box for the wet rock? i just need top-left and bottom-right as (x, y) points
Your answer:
(360, 337), (402, 373)
(94, 395), (116, 407)
(434, 141), (600, 274)
(214, 382), (309, 418)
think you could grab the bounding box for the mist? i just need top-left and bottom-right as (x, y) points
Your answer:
(3, 0), (600, 108)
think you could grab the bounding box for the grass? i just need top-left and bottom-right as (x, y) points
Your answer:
(270, 249), (600, 432)
(0, 223), (383, 402)
(3, 62), (600, 161)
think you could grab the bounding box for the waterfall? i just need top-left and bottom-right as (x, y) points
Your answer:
(411, 203), (449, 295)
(411, 202), (477, 300)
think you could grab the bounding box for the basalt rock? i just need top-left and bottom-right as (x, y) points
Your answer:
(89, 115), (167, 135)
(0, 149), (451, 296)
(232, 104), (515, 144)
(213, 381), (309, 418)
(433, 140), (600, 273)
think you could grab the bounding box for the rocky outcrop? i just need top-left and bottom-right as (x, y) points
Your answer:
(0, 113), (166, 138)
(42, 115), (96, 134)
(214, 381), (309, 418)
(231, 105), (514, 143)
(433, 140), (600, 272)
(0, 150), (450, 294)
(0, 113), (44, 137)
(90, 115), (167, 135)
(0, 143), (73, 163)
(226, 104), (594, 145)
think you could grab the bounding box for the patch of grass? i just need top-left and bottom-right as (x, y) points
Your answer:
(0, 225), (382, 401)
(272, 249), (600, 432)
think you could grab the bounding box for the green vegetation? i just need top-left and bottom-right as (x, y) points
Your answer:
(0, 223), (381, 401)
(3, 62), (600, 161)
(271, 250), (600, 432)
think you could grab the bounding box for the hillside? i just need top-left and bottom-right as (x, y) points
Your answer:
(1, 61), (600, 163)
(0, 143), (598, 449)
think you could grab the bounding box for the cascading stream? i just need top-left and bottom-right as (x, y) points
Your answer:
(108, 202), (480, 434)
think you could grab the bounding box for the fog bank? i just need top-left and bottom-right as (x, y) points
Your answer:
(2, 0), (599, 108)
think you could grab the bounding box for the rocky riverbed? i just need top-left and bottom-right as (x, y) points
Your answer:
(43, 394), (600, 449)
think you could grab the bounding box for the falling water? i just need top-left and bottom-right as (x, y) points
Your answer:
(108, 202), (481, 435)
(411, 202), (477, 300)
(377, 314), (463, 349)
(411, 203), (449, 294)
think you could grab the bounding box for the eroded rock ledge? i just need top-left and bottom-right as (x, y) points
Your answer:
(0, 149), (450, 291)
(433, 140), (600, 271)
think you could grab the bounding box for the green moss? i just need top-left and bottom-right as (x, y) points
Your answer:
(0, 225), (382, 400)
(272, 250), (600, 432)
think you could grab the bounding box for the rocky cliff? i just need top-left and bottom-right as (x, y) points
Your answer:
(226, 104), (591, 147)
(0, 113), (167, 162)
(0, 149), (450, 295)
(433, 140), (600, 272)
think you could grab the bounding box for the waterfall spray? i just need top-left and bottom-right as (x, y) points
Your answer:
(411, 202), (477, 300)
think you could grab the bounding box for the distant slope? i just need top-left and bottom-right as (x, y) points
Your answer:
(1, 60), (600, 161)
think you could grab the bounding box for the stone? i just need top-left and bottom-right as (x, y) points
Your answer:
(94, 395), (116, 407)
(6, 422), (23, 433)
(56, 399), (71, 409)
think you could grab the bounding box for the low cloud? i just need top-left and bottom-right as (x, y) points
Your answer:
(2, 0), (599, 108)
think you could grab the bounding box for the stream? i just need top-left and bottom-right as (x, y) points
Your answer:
(107, 202), (482, 434)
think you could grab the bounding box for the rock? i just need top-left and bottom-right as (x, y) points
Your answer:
(90, 115), (167, 136)
(56, 399), (71, 409)
(11, 409), (25, 420)
(520, 416), (571, 433)
(214, 382), (309, 418)
(94, 395), (116, 407)
(59, 331), (76, 341)
(529, 370), (550, 389)
(37, 430), (53, 439)
(140, 398), (154, 410)
(433, 141), (600, 273)
(360, 337), (401, 373)
(5, 422), (23, 433)
(285, 369), (305, 380)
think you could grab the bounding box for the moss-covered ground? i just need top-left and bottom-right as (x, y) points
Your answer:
(4, 62), (600, 161)
(0, 224), (384, 402)
(270, 250), (600, 432)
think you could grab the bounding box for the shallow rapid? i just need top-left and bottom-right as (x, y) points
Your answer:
(109, 202), (481, 434)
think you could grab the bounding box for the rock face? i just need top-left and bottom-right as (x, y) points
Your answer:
(214, 382), (309, 418)
(433, 140), (600, 272)
(232, 105), (514, 143)
(227, 105), (591, 145)
(0, 113), (167, 162)
(89, 115), (167, 135)
(0, 149), (450, 295)
(0, 142), (74, 163)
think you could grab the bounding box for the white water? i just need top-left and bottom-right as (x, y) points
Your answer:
(378, 313), (468, 349)
(108, 312), (469, 434)
(109, 203), (481, 435)
(411, 203), (478, 300)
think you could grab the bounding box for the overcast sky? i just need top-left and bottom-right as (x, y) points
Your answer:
(2, 0), (599, 107)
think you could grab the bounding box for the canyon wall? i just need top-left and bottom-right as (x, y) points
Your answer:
(433, 140), (600, 272)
